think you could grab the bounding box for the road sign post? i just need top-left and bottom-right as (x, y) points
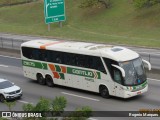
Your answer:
(44, 0), (65, 28)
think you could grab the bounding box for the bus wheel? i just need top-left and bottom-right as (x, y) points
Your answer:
(37, 74), (45, 85)
(100, 86), (110, 98)
(46, 75), (54, 87)
(0, 94), (5, 102)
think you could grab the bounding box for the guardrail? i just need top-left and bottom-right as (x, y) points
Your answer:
(0, 37), (25, 50)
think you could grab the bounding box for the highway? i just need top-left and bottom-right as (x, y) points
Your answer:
(0, 53), (160, 120)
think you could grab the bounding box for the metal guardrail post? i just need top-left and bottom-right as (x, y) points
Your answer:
(12, 39), (13, 48)
(1, 37), (3, 48)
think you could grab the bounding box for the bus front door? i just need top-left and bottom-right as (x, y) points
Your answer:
(113, 70), (124, 97)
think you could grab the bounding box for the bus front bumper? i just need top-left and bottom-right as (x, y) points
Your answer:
(124, 85), (148, 98)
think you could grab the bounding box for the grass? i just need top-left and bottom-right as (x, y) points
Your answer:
(0, 0), (160, 48)
(0, 0), (36, 6)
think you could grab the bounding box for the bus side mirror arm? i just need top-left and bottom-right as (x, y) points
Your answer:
(111, 64), (125, 77)
(142, 59), (151, 71)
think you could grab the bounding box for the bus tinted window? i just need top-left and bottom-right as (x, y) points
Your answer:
(22, 47), (106, 73)
(103, 58), (122, 83)
(22, 47), (33, 59)
(89, 56), (106, 74)
(31, 49), (41, 60)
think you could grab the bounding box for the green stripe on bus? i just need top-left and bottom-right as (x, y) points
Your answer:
(67, 67), (101, 79)
(22, 60), (47, 70)
(59, 73), (65, 80)
(22, 60), (101, 79)
(97, 72), (101, 79)
(55, 65), (61, 72)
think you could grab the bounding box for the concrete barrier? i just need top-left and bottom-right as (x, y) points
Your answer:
(0, 37), (25, 50)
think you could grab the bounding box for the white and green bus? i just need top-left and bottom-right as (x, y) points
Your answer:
(21, 40), (151, 98)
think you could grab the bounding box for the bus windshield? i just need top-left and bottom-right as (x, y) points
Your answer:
(119, 58), (146, 86)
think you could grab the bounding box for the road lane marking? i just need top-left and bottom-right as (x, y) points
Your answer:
(17, 100), (33, 104)
(0, 54), (21, 59)
(88, 118), (98, 120)
(0, 64), (8, 67)
(138, 52), (160, 56)
(148, 78), (160, 82)
(61, 92), (100, 102)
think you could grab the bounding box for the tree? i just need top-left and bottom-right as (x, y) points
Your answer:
(79, 0), (111, 8)
(23, 96), (92, 120)
(133, 0), (160, 8)
(63, 106), (92, 120)
(51, 96), (67, 116)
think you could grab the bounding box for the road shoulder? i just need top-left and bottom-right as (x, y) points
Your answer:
(0, 48), (20, 58)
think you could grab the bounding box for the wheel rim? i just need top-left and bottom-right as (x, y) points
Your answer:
(47, 79), (51, 85)
(100, 87), (109, 98)
(39, 76), (43, 83)
(37, 74), (45, 85)
(46, 77), (53, 87)
(102, 89), (107, 96)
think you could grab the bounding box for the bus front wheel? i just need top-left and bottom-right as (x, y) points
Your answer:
(46, 75), (54, 87)
(37, 74), (45, 85)
(100, 86), (110, 98)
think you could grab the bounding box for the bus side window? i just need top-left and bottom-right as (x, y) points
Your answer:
(103, 57), (123, 84)
(95, 58), (106, 74)
(22, 47), (32, 59)
(55, 55), (60, 63)
(32, 49), (40, 60)
(74, 54), (85, 67)
(55, 52), (63, 64)
(63, 53), (70, 65)
(39, 50), (46, 61)
(63, 53), (76, 66)
(46, 50), (51, 62)
(88, 56), (106, 74)
(113, 69), (122, 84)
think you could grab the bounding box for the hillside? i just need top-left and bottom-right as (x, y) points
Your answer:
(0, 0), (160, 47)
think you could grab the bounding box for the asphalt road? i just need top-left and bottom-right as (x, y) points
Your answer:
(0, 55), (160, 120)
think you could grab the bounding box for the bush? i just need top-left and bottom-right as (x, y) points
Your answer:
(79, 0), (111, 8)
(133, 0), (160, 8)
(23, 96), (92, 120)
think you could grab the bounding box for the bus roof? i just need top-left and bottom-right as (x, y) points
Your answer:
(21, 40), (139, 62)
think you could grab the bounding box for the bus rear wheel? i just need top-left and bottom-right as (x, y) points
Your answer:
(37, 74), (45, 85)
(46, 75), (54, 87)
(100, 86), (110, 98)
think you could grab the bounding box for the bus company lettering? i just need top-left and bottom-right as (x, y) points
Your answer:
(72, 69), (93, 77)
(23, 61), (35, 67)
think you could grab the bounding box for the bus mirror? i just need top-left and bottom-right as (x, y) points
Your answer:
(111, 64), (125, 77)
(142, 59), (151, 71)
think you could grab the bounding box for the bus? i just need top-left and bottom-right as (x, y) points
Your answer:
(21, 40), (151, 98)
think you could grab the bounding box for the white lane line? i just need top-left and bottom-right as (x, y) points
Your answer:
(138, 52), (160, 56)
(61, 92), (100, 102)
(17, 100), (33, 104)
(0, 64), (8, 67)
(88, 118), (98, 120)
(148, 78), (160, 82)
(0, 54), (21, 59)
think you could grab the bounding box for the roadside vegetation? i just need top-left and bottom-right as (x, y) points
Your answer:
(0, 0), (38, 6)
(0, 0), (160, 48)
(1, 96), (92, 120)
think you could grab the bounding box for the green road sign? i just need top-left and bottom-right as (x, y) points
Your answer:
(44, 0), (66, 24)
